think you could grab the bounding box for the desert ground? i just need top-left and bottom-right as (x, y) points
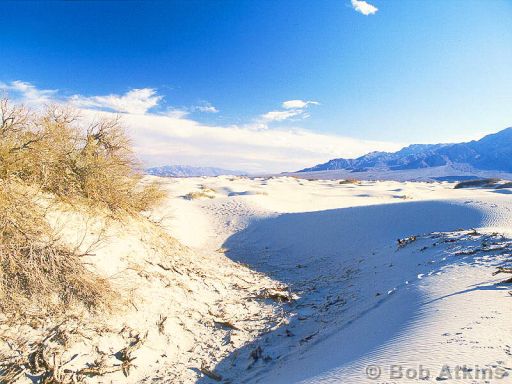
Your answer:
(154, 176), (512, 383)
(3, 175), (511, 383)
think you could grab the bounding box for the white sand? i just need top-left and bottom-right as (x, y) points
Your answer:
(155, 176), (512, 383)
(2, 176), (511, 383)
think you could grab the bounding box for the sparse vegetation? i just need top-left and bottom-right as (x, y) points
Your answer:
(184, 191), (216, 200)
(0, 323), (147, 383)
(183, 185), (217, 200)
(184, 191), (215, 200)
(0, 180), (114, 316)
(0, 98), (164, 317)
(200, 185), (217, 193)
(453, 178), (501, 189)
(339, 179), (360, 185)
(397, 235), (417, 248)
(495, 181), (512, 189)
(0, 99), (165, 213)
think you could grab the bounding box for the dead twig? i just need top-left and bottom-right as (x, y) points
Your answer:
(200, 363), (222, 381)
(397, 235), (417, 248)
(493, 267), (512, 276)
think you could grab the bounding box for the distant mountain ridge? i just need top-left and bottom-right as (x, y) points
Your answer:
(299, 127), (512, 174)
(146, 165), (246, 177)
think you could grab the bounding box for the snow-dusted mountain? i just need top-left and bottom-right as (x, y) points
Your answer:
(146, 165), (247, 177)
(299, 127), (512, 174)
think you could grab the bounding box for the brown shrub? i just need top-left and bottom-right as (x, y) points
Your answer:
(0, 98), (163, 317)
(339, 179), (360, 185)
(183, 191), (216, 200)
(495, 181), (512, 189)
(0, 99), (165, 213)
(453, 178), (501, 189)
(0, 181), (113, 316)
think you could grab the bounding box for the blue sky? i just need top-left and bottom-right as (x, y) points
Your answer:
(1, 0), (512, 172)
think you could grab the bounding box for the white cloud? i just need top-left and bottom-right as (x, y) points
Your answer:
(2, 81), (400, 173)
(115, 111), (400, 173)
(194, 102), (219, 113)
(282, 100), (319, 109)
(351, 0), (378, 15)
(69, 88), (162, 114)
(0, 80), (57, 106)
(260, 109), (304, 123)
(257, 99), (319, 126)
(164, 108), (190, 119)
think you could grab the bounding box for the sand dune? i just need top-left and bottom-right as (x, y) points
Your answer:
(157, 176), (512, 383)
(4, 175), (510, 383)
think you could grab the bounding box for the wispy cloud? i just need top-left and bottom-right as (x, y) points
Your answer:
(69, 88), (162, 114)
(0, 80), (57, 106)
(164, 108), (190, 119)
(351, 0), (378, 15)
(117, 111), (399, 173)
(257, 99), (319, 126)
(193, 102), (219, 113)
(282, 100), (319, 109)
(260, 109), (304, 123)
(1, 80), (400, 173)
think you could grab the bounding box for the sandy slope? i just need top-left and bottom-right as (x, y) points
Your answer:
(0, 192), (287, 383)
(155, 176), (512, 383)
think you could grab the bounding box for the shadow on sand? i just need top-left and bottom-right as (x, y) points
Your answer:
(196, 200), (489, 384)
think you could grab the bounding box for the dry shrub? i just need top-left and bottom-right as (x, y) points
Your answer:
(0, 321), (130, 383)
(0, 99), (165, 213)
(496, 181), (512, 189)
(453, 178), (501, 189)
(183, 191), (215, 200)
(339, 179), (360, 185)
(0, 98), (161, 317)
(0, 181), (113, 316)
(199, 185), (216, 193)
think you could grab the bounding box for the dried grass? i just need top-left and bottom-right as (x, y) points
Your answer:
(495, 181), (512, 189)
(0, 322), (146, 383)
(0, 99), (165, 214)
(0, 98), (163, 317)
(0, 180), (114, 316)
(184, 191), (215, 200)
(339, 179), (360, 185)
(453, 178), (501, 189)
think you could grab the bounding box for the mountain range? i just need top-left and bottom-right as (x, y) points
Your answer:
(146, 165), (246, 177)
(299, 127), (512, 175)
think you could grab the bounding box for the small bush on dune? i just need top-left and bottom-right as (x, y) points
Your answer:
(339, 179), (360, 185)
(453, 178), (501, 189)
(0, 98), (164, 316)
(495, 181), (512, 189)
(184, 191), (215, 200)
